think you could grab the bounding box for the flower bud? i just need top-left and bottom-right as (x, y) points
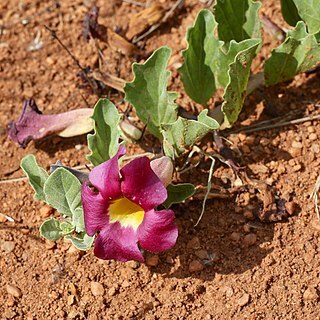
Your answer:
(150, 156), (174, 187)
(120, 121), (142, 141)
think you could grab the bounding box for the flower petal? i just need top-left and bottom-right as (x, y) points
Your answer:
(94, 223), (144, 262)
(120, 157), (167, 211)
(137, 209), (178, 252)
(8, 99), (93, 148)
(89, 145), (125, 199)
(82, 182), (109, 236)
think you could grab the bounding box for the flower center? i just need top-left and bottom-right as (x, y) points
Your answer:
(109, 197), (144, 230)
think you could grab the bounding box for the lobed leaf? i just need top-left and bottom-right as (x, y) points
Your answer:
(214, 0), (262, 43)
(163, 183), (195, 209)
(40, 218), (63, 241)
(292, 0), (320, 34)
(264, 21), (320, 86)
(43, 168), (82, 217)
(86, 99), (121, 166)
(215, 39), (261, 89)
(124, 46), (178, 138)
(21, 154), (49, 201)
(221, 39), (261, 127)
(162, 110), (220, 158)
(65, 233), (94, 251)
(179, 9), (219, 105)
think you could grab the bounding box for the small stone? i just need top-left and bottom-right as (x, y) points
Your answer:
(230, 232), (241, 242)
(90, 282), (104, 296)
(311, 144), (320, 154)
(291, 141), (303, 149)
(243, 210), (254, 220)
(243, 233), (257, 246)
(187, 237), (201, 250)
(67, 295), (75, 305)
(188, 260), (204, 273)
(6, 284), (22, 298)
(238, 132), (246, 142)
(122, 280), (130, 288)
(289, 147), (301, 157)
(108, 286), (117, 297)
(303, 287), (318, 300)
(1, 241), (15, 253)
(293, 164), (301, 172)
(309, 133), (317, 141)
(146, 254), (159, 267)
(260, 137), (270, 146)
(243, 224), (252, 233)
(195, 249), (209, 260)
(277, 163), (286, 174)
(165, 255), (174, 264)
(223, 286), (234, 298)
(238, 293), (250, 306)
(39, 205), (53, 218)
(285, 201), (297, 215)
(126, 260), (140, 269)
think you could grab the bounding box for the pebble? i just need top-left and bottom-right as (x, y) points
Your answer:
(67, 295), (75, 305)
(238, 293), (250, 306)
(165, 255), (174, 264)
(187, 237), (201, 250)
(0, 241), (15, 253)
(146, 254), (159, 267)
(311, 143), (320, 154)
(108, 286), (117, 297)
(6, 284), (22, 298)
(309, 133), (317, 141)
(223, 286), (234, 298)
(230, 232), (241, 242)
(243, 210), (254, 220)
(90, 282), (105, 296)
(188, 260), (204, 273)
(195, 249), (209, 260)
(303, 287), (318, 300)
(291, 141), (303, 149)
(293, 164), (301, 172)
(243, 233), (257, 246)
(285, 201), (297, 215)
(39, 205), (53, 218)
(243, 224), (252, 233)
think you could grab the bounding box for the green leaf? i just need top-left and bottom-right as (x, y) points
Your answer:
(124, 47), (178, 138)
(162, 110), (220, 158)
(40, 218), (63, 241)
(21, 154), (49, 201)
(60, 221), (74, 235)
(86, 99), (121, 166)
(179, 9), (219, 105)
(214, 0), (262, 43)
(43, 168), (82, 217)
(163, 183), (195, 208)
(65, 233), (94, 251)
(215, 39), (261, 89)
(194, 157), (215, 227)
(292, 0), (320, 34)
(221, 39), (261, 127)
(281, 0), (302, 27)
(72, 207), (85, 233)
(264, 21), (320, 86)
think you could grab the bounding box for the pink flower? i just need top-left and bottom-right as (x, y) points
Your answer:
(81, 146), (178, 261)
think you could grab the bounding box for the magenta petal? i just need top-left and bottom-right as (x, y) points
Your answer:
(137, 209), (178, 253)
(82, 182), (109, 236)
(120, 157), (167, 211)
(94, 223), (144, 262)
(8, 99), (93, 148)
(89, 145), (125, 199)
